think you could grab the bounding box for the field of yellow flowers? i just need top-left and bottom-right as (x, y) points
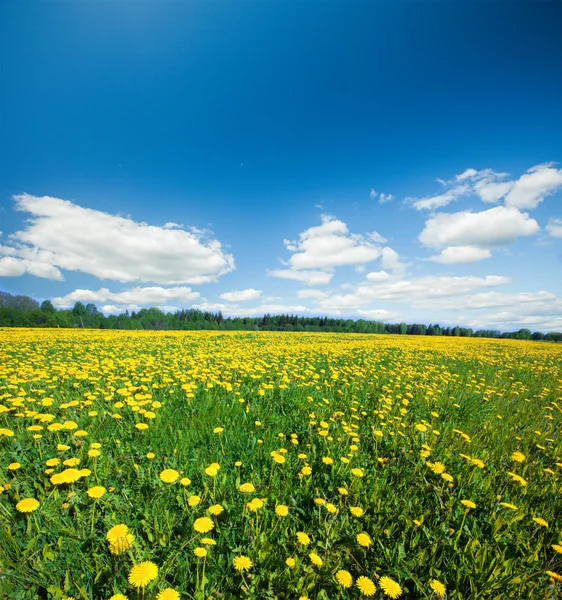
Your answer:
(0, 329), (561, 600)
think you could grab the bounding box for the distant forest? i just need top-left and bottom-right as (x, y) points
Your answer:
(1, 291), (560, 341)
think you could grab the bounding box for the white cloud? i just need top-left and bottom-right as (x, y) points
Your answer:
(0, 256), (63, 280)
(410, 185), (469, 210)
(419, 206), (539, 249)
(379, 193), (394, 204)
(380, 247), (406, 272)
(286, 215), (381, 270)
(546, 217), (562, 238)
(370, 189), (377, 199)
(369, 231), (387, 244)
(411, 162), (562, 211)
(219, 288), (262, 302)
(456, 168), (479, 181)
(268, 269), (333, 286)
(53, 286), (200, 309)
(366, 270), (391, 282)
(269, 215), (390, 286)
(429, 246), (492, 264)
(2, 194), (235, 284)
(504, 163), (562, 209)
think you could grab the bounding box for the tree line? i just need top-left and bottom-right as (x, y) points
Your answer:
(0, 291), (560, 341)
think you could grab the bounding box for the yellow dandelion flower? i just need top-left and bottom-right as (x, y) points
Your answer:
(208, 504), (224, 515)
(499, 502), (518, 510)
(533, 517), (548, 527)
(110, 534), (135, 555)
(336, 569), (353, 588)
(380, 576), (402, 598)
(159, 469), (179, 483)
(309, 552), (323, 566)
(87, 486), (106, 499)
(429, 579), (446, 597)
(239, 482), (255, 493)
(188, 495), (201, 507)
(356, 576), (376, 596)
(109, 595), (128, 600)
(429, 462), (446, 474)
(194, 547), (207, 557)
(511, 451), (526, 463)
(357, 532), (372, 547)
(156, 587), (180, 600)
(552, 544), (562, 554)
(201, 537), (216, 545)
(128, 561), (158, 588)
(233, 555), (253, 571)
(296, 532), (310, 546)
(286, 557), (295, 567)
(351, 468), (364, 477)
(106, 524), (129, 543)
(350, 506), (364, 517)
(546, 570), (562, 582)
(180, 477), (191, 486)
(193, 517), (214, 533)
(8, 462), (21, 470)
(461, 500), (476, 509)
(16, 498), (40, 513)
(275, 504), (289, 517)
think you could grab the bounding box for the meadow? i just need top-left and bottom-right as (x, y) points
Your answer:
(0, 329), (561, 600)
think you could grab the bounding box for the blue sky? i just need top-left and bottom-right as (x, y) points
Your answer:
(1, 0), (561, 331)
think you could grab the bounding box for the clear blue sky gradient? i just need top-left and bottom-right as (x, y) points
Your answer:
(1, 1), (561, 330)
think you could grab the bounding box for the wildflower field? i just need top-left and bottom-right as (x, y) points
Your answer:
(1, 330), (561, 600)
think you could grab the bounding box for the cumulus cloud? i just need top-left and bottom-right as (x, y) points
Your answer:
(0, 256), (63, 280)
(419, 206), (539, 250)
(365, 270), (391, 282)
(269, 215), (392, 286)
(370, 189), (377, 199)
(286, 215), (381, 270)
(546, 217), (562, 238)
(429, 246), (492, 264)
(1, 194), (235, 284)
(380, 247), (406, 272)
(53, 286), (200, 309)
(219, 288), (262, 302)
(504, 163), (562, 209)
